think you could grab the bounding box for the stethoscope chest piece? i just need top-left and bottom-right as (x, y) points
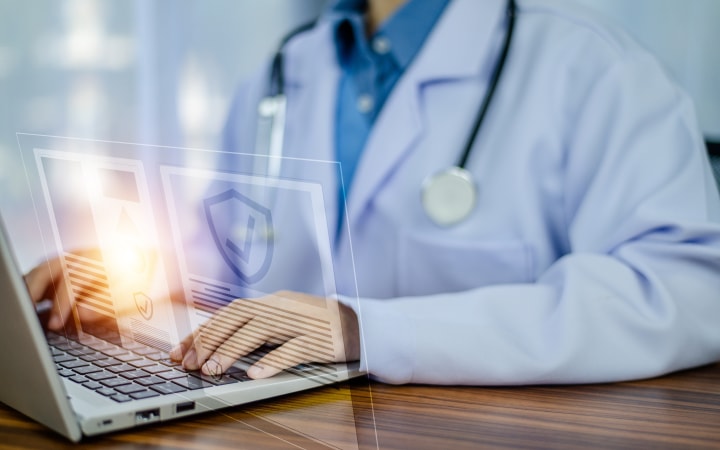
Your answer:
(421, 167), (477, 226)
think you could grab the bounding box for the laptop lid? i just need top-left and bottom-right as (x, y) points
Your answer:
(0, 215), (82, 442)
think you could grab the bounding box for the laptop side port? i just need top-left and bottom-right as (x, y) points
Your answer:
(176, 401), (195, 414)
(135, 408), (161, 423)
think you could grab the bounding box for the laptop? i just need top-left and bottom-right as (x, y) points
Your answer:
(0, 134), (363, 442)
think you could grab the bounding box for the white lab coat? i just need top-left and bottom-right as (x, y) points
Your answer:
(222, 0), (720, 384)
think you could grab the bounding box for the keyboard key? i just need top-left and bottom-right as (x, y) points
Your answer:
(110, 394), (132, 403)
(83, 381), (104, 390)
(115, 384), (146, 395)
(147, 352), (170, 361)
(69, 375), (89, 384)
(101, 378), (131, 388)
(92, 331), (122, 344)
(136, 376), (166, 387)
(87, 371), (116, 381)
(158, 370), (187, 381)
(80, 352), (108, 362)
(120, 369), (150, 380)
(143, 365), (171, 375)
(96, 388), (116, 396)
(158, 358), (179, 367)
(54, 342), (75, 352)
(150, 383), (188, 395)
(73, 365), (103, 375)
(107, 364), (136, 374)
(121, 341), (147, 351)
(226, 367), (251, 381)
(47, 334), (66, 346)
(49, 347), (64, 356)
(133, 346), (160, 356)
(172, 376), (214, 390)
(95, 358), (122, 368)
(67, 341), (85, 350)
(86, 340), (116, 352)
(60, 360), (89, 369)
(58, 369), (75, 377)
(68, 347), (96, 357)
(53, 354), (76, 364)
(129, 359), (158, 368)
(115, 353), (142, 362)
(129, 390), (160, 400)
(103, 347), (129, 357)
(191, 372), (238, 386)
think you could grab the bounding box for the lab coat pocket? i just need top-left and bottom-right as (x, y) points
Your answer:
(398, 234), (534, 297)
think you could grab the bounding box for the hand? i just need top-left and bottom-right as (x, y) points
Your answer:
(24, 251), (106, 330)
(24, 246), (158, 330)
(170, 291), (360, 379)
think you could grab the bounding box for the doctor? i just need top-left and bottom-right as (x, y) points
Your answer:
(170, 0), (720, 384)
(31, 0), (720, 384)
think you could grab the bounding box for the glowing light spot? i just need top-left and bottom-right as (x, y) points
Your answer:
(110, 243), (146, 274)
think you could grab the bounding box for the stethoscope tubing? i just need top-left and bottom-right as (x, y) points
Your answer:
(262, 0), (517, 226)
(456, 0), (516, 169)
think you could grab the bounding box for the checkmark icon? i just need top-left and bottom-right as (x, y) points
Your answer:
(133, 292), (153, 320)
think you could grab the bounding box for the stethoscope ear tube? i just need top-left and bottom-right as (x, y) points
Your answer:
(269, 20), (318, 97)
(257, 19), (317, 186)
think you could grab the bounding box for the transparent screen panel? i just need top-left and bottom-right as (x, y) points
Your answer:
(16, 133), (371, 449)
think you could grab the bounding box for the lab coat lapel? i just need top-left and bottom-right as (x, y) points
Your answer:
(346, 0), (508, 227)
(283, 22), (342, 239)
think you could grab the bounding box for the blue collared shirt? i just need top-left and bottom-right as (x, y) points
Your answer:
(331, 0), (451, 229)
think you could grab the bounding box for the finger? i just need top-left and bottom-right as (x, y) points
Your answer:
(183, 315), (251, 370)
(200, 318), (274, 376)
(170, 327), (202, 361)
(47, 277), (74, 330)
(247, 336), (324, 379)
(24, 257), (62, 303)
(170, 338), (191, 361)
(186, 302), (257, 368)
(181, 329), (214, 370)
(174, 299), (252, 363)
(25, 256), (82, 330)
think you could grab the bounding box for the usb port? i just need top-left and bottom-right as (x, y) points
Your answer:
(135, 408), (160, 423)
(176, 401), (195, 414)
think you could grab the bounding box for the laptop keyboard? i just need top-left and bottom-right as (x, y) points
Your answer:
(47, 332), (251, 403)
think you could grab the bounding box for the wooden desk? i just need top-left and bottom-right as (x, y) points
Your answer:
(1, 363), (719, 449)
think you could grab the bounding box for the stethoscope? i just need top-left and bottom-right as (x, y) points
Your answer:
(258, 0), (516, 226)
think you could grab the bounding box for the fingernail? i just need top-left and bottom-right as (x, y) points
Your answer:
(169, 347), (181, 361)
(202, 360), (221, 377)
(247, 365), (264, 379)
(48, 316), (61, 330)
(182, 348), (198, 369)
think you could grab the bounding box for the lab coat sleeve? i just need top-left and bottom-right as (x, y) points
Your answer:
(344, 50), (720, 385)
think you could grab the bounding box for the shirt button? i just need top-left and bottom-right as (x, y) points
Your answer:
(357, 94), (374, 113)
(372, 36), (391, 54)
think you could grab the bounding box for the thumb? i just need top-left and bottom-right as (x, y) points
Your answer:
(247, 337), (310, 379)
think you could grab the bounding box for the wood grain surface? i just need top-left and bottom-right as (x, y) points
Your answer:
(0, 363), (718, 449)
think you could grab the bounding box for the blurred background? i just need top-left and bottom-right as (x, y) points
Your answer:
(1, 0), (718, 267)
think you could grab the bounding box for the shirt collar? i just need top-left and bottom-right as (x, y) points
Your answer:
(329, 0), (451, 72)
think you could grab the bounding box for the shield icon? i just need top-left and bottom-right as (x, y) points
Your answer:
(133, 292), (153, 321)
(204, 189), (274, 284)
